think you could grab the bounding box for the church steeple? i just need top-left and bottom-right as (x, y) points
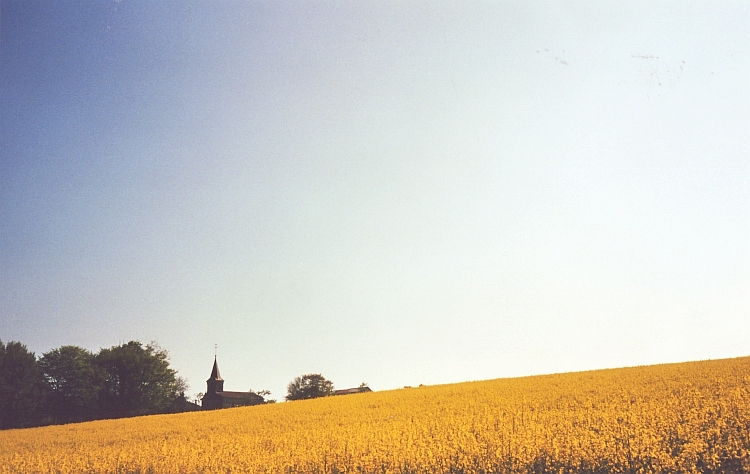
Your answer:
(206, 356), (224, 394)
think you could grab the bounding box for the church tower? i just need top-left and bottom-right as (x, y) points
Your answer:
(201, 355), (264, 410)
(206, 356), (224, 394)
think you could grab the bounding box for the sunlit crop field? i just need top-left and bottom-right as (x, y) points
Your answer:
(2, 357), (749, 473)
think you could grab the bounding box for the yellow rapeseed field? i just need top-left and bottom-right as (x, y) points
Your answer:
(1, 356), (749, 473)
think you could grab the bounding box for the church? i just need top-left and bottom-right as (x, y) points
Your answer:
(201, 357), (265, 410)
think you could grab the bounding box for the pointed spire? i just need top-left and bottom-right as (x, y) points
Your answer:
(208, 356), (223, 382)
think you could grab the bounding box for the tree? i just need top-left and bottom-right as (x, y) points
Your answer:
(285, 374), (334, 401)
(166, 380), (200, 413)
(0, 340), (46, 429)
(248, 389), (276, 404)
(96, 341), (184, 418)
(38, 346), (102, 424)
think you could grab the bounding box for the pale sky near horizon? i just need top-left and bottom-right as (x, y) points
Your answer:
(1, 1), (748, 401)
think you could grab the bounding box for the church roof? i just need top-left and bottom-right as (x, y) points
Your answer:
(207, 356), (223, 382)
(217, 391), (265, 400)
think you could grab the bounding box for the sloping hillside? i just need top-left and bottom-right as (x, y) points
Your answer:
(2, 357), (749, 473)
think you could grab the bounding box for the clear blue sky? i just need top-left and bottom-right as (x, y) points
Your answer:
(1, 1), (748, 401)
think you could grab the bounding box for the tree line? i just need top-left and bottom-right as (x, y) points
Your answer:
(0, 340), (192, 430)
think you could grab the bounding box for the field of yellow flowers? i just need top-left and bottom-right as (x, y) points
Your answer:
(1, 356), (749, 473)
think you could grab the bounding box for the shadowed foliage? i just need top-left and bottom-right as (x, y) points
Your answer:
(0, 340), (189, 429)
(286, 373), (334, 401)
(39, 346), (102, 424)
(96, 341), (186, 418)
(0, 341), (46, 429)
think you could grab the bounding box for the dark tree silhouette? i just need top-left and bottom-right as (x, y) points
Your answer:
(39, 346), (102, 423)
(96, 341), (185, 418)
(0, 339), (193, 430)
(0, 340), (46, 429)
(286, 374), (334, 401)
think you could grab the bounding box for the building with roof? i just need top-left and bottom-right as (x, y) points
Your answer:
(333, 385), (372, 396)
(201, 357), (265, 410)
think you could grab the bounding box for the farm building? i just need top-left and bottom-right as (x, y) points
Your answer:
(201, 357), (265, 410)
(333, 386), (372, 396)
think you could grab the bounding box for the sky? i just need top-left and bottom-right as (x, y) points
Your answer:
(1, 1), (748, 401)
